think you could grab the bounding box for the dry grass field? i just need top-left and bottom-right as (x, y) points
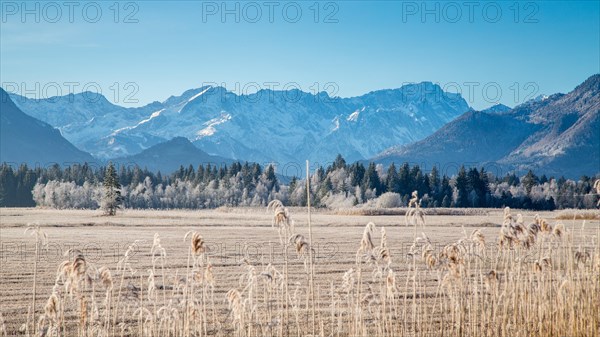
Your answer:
(0, 206), (598, 337)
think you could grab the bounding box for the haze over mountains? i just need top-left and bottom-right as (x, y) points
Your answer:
(2, 75), (598, 178)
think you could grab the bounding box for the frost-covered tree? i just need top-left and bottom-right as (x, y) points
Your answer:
(102, 162), (122, 215)
(8, 158), (598, 211)
(374, 192), (402, 208)
(32, 181), (100, 209)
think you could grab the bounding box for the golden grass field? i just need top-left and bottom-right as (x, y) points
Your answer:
(0, 206), (598, 337)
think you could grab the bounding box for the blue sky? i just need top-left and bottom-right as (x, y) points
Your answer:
(1, 1), (598, 109)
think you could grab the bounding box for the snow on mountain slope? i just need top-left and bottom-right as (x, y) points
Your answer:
(112, 109), (166, 136)
(10, 83), (470, 164)
(9, 91), (165, 157)
(196, 112), (232, 138)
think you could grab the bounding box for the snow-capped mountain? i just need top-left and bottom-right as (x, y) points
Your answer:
(375, 74), (600, 178)
(10, 82), (469, 164)
(9, 92), (164, 158)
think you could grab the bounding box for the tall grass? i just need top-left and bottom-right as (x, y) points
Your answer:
(14, 199), (600, 336)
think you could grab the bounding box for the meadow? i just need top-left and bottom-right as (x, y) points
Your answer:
(0, 205), (598, 337)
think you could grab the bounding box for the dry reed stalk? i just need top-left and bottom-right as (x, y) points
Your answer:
(23, 207), (600, 337)
(184, 230), (206, 337)
(268, 198), (308, 337)
(535, 214), (553, 233)
(151, 233), (167, 305)
(226, 289), (243, 333)
(204, 262), (216, 330)
(306, 160), (316, 336)
(357, 222), (376, 261)
(113, 240), (142, 336)
(470, 229), (486, 255)
(78, 295), (88, 336)
(267, 199), (295, 244)
(405, 191), (426, 237)
(97, 266), (113, 334)
(594, 179), (600, 206)
(24, 224), (47, 336)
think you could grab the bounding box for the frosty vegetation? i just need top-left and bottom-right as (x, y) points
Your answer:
(101, 162), (122, 215)
(0, 155), (598, 210)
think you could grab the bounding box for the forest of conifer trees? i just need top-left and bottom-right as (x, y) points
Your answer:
(0, 155), (598, 210)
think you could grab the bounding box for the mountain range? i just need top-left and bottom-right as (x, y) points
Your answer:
(2, 75), (598, 178)
(9, 82), (469, 164)
(376, 74), (600, 178)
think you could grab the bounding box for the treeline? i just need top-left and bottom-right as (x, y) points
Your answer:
(0, 155), (598, 210)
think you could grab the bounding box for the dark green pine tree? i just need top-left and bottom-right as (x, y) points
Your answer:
(333, 154), (347, 170)
(429, 166), (441, 199)
(349, 162), (365, 187)
(102, 162), (122, 216)
(467, 168), (487, 207)
(0, 164), (17, 207)
(363, 162), (382, 195)
(398, 163), (411, 196)
(386, 163), (400, 193)
(264, 165), (279, 192)
(319, 177), (333, 199)
(455, 166), (469, 207)
(522, 170), (539, 195)
(440, 175), (453, 206)
(289, 176), (298, 194)
(16, 164), (37, 207)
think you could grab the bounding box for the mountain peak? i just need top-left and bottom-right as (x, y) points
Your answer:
(163, 86), (214, 105)
(573, 73), (600, 94)
(165, 136), (194, 146)
(482, 103), (512, 114)
(113, 136), (230, 172)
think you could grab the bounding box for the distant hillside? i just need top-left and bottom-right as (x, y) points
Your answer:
(112, 137), (231, 173)
(0, 88), (96, 166)
(376, 74), (600, 178)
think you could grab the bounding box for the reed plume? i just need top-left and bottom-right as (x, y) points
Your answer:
(357, 222), (376, 257)
(184, 231), (206, 256)
(268, 199), (295, 243)
(405, 191), (425, 231)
